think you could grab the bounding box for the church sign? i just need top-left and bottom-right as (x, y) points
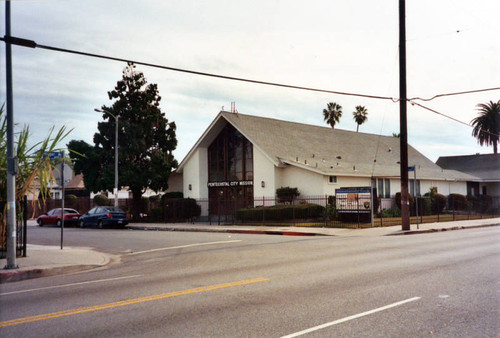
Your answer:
(208, 180), (253, 188)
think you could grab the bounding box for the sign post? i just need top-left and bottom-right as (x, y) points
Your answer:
(409, 166), (419, 229)
(48, 151), (65, 249)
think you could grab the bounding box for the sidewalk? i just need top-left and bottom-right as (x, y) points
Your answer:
(0, 244), (117, 283)
(1, 217), (498, 283)
(127, 217), (500, 237)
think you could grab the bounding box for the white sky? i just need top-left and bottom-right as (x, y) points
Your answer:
(0, 0), (499, 163)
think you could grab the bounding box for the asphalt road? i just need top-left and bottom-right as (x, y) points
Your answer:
(1, 226), (499, 337)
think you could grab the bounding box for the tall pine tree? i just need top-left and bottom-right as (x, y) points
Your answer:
(70, 63), (177, 219)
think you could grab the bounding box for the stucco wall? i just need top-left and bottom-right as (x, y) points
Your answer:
(326, 176), (371, 196)
(182, 148), (208, 199)
(253, 146), (276, 198)
(279, 166), (324, 196)
(166, 172), (183, 193)
(421, 180), (467, 196)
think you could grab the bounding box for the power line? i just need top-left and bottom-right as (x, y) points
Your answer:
(0, 36), (395, 101)
(409, 100), (500, 138)
(2, 35), (498, 118)
(409, 87), (500, 102)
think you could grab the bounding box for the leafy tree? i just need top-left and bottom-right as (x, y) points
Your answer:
(323, 102), (343, 129)
(1, 104), (70, 240)
(471, 100), (499, 154)
(352, 105), (368, 132)
(68, 63), (178, 220)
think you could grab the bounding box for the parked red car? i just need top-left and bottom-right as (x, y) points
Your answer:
(37, 208), (81, 227)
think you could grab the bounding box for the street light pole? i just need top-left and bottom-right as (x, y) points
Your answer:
(95, 108), (119, 207)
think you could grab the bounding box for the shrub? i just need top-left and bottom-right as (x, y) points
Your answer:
(64, 194), (78, 206)
(236, 203), (325, 221)
(380, 208), (401, 218)
(149, 195), (161, 203)
(93, 194), (110, 206)
(327, 205), (338, 220)
(163, 198), (201, 220)
(162, 192), (184, 200)
(416, 197), (432, 216)
(432, 193), (447, 213)
(395, 192), (415, 209)
(276, 187), (300, 204)
(468, 195), (493, 213)
(448, 193), (467, 211)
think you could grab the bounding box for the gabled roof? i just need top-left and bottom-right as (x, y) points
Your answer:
(178, 111), (476, 181)
(436, 154), (500, 182)
(66, 174), (86, 189)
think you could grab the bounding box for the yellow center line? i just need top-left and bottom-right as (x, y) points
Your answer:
(0, 277), (269, 328)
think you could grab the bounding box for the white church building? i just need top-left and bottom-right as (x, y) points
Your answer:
(168, 111), (475, 216)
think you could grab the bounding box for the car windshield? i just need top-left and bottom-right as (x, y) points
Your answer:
(64, 209), (78, 213)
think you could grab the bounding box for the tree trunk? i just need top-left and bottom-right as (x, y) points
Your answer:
(132, 189), (142, 221)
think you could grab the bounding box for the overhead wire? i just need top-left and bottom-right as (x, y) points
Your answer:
(1, 35), (498, 137)
(0, 36), (396, 101)
(409, 87), (500, 102)
(409, 100), (500, 138)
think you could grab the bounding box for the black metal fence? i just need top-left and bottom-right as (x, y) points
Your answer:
(201, 194), (500, 228)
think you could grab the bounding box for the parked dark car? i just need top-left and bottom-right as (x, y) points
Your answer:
(37, 208), (81, 227)
(78, 206), (129, 228)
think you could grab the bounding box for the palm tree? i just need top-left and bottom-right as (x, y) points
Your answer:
(1, 105), (71, 234)
(352, 105), (368, 132)
(323, 102), (343, 129)
(471, 100), (500, 154)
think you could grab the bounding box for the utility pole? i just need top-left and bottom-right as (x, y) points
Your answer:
(4, 1), (18, 269)
(399, 0), (411, 231)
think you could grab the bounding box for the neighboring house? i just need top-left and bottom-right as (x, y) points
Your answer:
(50, 162), (74, 199)
(171, 111), (475, 216)
(436, 154), (500, 197)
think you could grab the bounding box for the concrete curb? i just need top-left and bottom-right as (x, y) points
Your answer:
(127, 225), (329, 237)
(0, 264), (103, 283)
(127, 222), (500, 237)
(0, 250), (118, 284)
(388, 223), (500, 236)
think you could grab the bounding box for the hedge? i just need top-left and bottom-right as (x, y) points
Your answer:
(93, 194), (110, 206)
(162, 192), (184, 200)
(236, 203), (325, 221)
(276, 187), (300, 204)
(395, 192), (415, 209)
(448, 193), (467, 211)
(64, 194), (78, 205)
(163, 198), (201, 220)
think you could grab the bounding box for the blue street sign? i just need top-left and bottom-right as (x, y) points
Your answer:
(408, 166), (415, 172)
(47, 151), (64, 159)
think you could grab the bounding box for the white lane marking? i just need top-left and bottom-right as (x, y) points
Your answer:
(0, 275), (142, 296)
(127, 240), (243, 256)
(281, 297), (421, 338)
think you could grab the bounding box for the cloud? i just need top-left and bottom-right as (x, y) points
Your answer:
(0, 0), (498, 166)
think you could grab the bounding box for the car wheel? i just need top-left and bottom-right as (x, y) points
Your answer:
(38, 219), (43, 227)
(97, 220), (103, 229)
(56, 219), (62, 227)
(78, 219), (84, 228)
